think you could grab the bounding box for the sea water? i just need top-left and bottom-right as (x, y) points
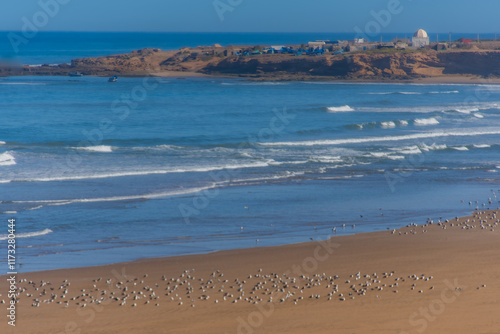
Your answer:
(0, 34), (499, 272)
(1, 31), (497, 65)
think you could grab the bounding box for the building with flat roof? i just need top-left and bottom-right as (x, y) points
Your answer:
(308, 41), (326, 48)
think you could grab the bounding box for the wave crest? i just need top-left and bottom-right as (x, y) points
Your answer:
(74, 145), (113, 153)
(0, 228), (53, 241)
(326, 105), (355, 112)
(0, 152), (16, 166)
(414, 118), (440, 126)
(261, 130), (500, 147)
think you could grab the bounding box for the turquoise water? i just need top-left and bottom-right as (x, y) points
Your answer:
(0, 34), (499, 272)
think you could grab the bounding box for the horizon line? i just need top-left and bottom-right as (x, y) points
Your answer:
(0, 30), (497, 34)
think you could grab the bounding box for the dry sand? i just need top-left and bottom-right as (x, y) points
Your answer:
(1, 210), (499, 334)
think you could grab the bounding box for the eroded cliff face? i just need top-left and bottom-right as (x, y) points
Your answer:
(437, 51), (500, 76)
(199, 52), (449, 79)
(5, 48), (500, 80)
(69, 48), (167, 75)
(197, 50), (500, 80)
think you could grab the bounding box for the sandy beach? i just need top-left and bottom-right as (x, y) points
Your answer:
(1, 210), (499, 334)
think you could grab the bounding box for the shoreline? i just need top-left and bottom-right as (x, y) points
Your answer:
(10, 204), (479, 274)
(1, 209), (499, 333)
(6, 45), (500, 84)
(6, 72), (500, 85)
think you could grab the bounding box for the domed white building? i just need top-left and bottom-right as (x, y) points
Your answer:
(412, 29), (430, 48)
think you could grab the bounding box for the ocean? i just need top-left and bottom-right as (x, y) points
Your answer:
(0, 33), (499, 272)
(1, 31), (497, 66)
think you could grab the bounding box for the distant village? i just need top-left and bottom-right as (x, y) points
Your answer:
(15, 28), (500, 80)
(190, 29), (499, 58)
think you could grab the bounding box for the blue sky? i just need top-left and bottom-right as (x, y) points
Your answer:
(2, 0), (500, 33)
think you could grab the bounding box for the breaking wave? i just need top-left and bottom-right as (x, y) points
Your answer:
(0, 229), (53, 241)
(0, 152), (16, 166)
(73, 145), (114, 153)
(261, 129), (500, 147)
(414, 118), (440, 126)
(326, 105), (355, 112)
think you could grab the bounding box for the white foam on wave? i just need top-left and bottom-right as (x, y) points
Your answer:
(327, 105), (355, 112)
(369, 152), (405, 160)
(4, 161), (273, 183)
(74, 145), (113, 153)
(367, 92), (421, 95)
(0, 228), (52, 241)
(380, 121), (396, 128)
(391, 145), (422, 155)
(269, 160), (309, 166)
(420, 143), (448, 151)
(429, 91), (459, 94)
(453, 107), (479, 114)
(154, 144), (184, 149)
(452, 146), (469, 151)
(473, 113), (484, 118)
(261, 129), (500, 147)
(357, 106), (438, 114)
(308, 155), (343, 163)
(10, 185), (221, 207)
(361, 102), (499, 115)
(355, 120), (408, 129)
(414, 118), (439, 126)
(0, 152), (16, 166)
(317, 174), (365, 180)
(0, 141), (5, 145)
(0, 82), (47, 86)
(447, 102), (500, 114)
(370, 152), (390, 158)
(473, 144), (491, 148)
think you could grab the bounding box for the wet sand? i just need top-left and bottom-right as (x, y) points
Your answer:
(1, 210), (499, 334)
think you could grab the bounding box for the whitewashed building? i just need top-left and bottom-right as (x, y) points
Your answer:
(412, 29), (430, 48)
(308, 41), (326, 48)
